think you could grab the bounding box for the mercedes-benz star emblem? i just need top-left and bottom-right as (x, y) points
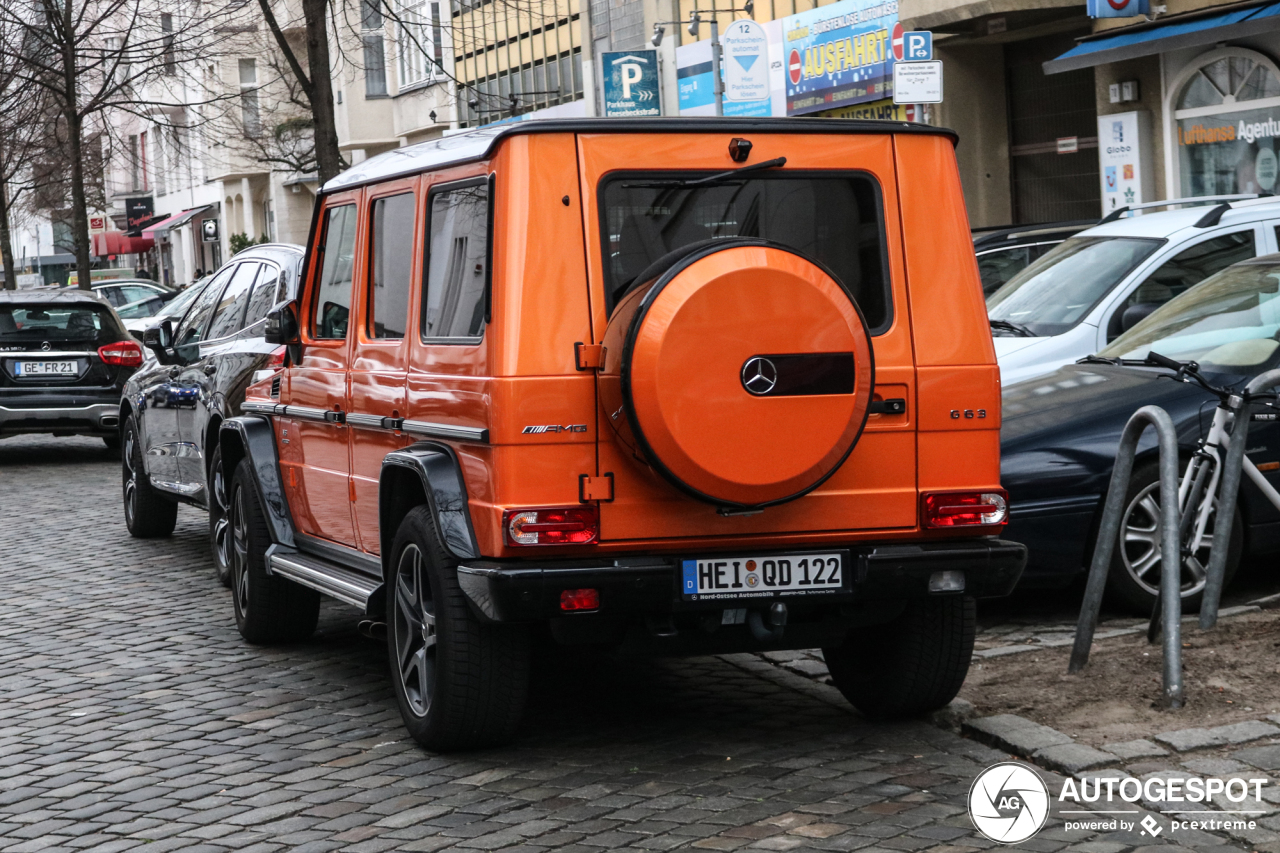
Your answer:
(741, 357), (778, 396)
(41, 342), (51, 352)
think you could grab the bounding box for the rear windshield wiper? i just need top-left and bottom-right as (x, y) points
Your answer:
(989, 318), (1034, 337)
(622, 157), (788, 189)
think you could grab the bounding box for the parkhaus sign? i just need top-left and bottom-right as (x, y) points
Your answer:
(783, 0), (899, 115)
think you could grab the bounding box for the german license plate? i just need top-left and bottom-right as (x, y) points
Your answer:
(14, 360), (76, 377)
(681, 553), (845, 601)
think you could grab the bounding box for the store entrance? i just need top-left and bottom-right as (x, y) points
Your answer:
(1007, 32), (1100, 224)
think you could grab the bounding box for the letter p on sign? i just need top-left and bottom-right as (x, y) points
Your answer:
(621, 63), (644, 99)
(904, 32), (932, 61)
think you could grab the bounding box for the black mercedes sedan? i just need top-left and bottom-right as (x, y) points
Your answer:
(120, 243), (303, 589)
(1003, 253), (1280, 613)
(0, 289), (142, 447)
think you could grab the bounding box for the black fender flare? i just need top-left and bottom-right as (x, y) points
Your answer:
(380, 441), (480, 571)
(218, 416), (296, 547)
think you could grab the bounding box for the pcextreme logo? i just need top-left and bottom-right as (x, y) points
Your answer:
(968, 762), (1050, 844)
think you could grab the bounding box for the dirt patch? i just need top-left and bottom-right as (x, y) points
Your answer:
(959, 610), (1280, 746)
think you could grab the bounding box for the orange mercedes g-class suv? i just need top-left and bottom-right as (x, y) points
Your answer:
(217, 118), (1025, 751)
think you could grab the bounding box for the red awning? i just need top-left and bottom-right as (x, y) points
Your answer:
(140, 213), (181, 237)
(92, 231), (155, 256)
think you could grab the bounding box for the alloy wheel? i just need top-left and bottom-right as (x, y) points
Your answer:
(211, 462), (231, 573)
(231, 486), (251, 615)
(392, 544), (437, 718)
(1121, 481), (1214, 599)
(123, 431), (138, 526)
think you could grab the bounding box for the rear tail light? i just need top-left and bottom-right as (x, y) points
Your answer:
(560, 589), (600, 611)
(922, 490), (1008, 528)
(503, 506), (599, 546)
(98, 340), (144, 367)
(266, 346), (286, 369)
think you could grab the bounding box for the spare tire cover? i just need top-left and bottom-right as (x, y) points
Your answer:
(600, 240), (875, 509)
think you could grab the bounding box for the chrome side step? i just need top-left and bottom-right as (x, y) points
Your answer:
(266, 546), (380, 609)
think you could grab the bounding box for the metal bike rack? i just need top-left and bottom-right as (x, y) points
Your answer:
(1069, 405), (1184, 708)
(1070, 368), (1280, 709)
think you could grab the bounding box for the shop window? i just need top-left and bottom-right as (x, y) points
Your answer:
(1173, 49), (1280, 197)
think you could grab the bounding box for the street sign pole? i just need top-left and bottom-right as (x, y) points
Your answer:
(711, 18), (723, 117)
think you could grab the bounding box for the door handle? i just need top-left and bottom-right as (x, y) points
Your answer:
(203, 364), (217, 376)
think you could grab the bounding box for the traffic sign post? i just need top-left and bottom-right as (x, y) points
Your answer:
(904, 31), (932, 61)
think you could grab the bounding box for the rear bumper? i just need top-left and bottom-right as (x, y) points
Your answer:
(456, 538), (1027, 623)
(0, 401), (120, 434)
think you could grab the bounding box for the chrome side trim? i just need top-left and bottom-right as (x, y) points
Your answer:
(0, 351), (95, 359)
(284, 405), (332, 423)
(344, 413), (385, 429)
(268, 549), (379, 609)
(402, 420), (489, 443)
(240, 401), (278, 416)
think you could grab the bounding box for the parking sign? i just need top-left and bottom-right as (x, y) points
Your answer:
(602, 51), (661, 117)
(904, 32), (932, 61)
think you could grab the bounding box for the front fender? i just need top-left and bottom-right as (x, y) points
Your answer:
(219, 416), (295, 547)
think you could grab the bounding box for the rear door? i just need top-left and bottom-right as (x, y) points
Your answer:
(349, 182), (417, 555)
(576, 132), (916, 542)
(173, 261), (262, 491)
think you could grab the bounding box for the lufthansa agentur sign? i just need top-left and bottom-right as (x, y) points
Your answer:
(603, 51), (661, 117)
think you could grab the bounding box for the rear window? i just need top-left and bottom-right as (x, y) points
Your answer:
(0, 304), (116, 346)
(600, 172), (891, 330)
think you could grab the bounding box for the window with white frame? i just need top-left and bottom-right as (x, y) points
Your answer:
(397, 0), (443, 89)
(239, 58), (261, 136)
(363, 0), (389, 97)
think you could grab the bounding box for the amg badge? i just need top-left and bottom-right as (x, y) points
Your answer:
(522, 424), (588, 434)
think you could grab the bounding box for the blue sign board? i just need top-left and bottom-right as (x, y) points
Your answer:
(602, 50), (661, 117)
(783, 0), (900, 116)
(903, 31), (931, 61)
(1087, 0), (1148, 17)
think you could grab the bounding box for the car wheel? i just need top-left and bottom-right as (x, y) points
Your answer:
(122, 419), (177, 538)
(209, 444), (233, 588)
(1106, 462), (1242, 615)
(822, 596), (975, 720)
(229, 459), (319, 644)
(387, 505), (529, 752)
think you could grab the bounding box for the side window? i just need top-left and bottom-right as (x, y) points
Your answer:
(173, 267), (233, 359)
(312, 205), (357, 339)
(976, 247), (1030, 296)
(99, 287), (124, 307)
(423, 182), (489, 340)
(119, 285), (160, 304)
(1112, 230), (1257, 338)
(368, 193), (415, 339)
(243, 264), (281, 329)
(206, 263), (261, 340)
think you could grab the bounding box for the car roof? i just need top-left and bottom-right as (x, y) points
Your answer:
(322, 117), (958, 194)
(92, 279), (165, 288)
(0, 288), (112, 306)
(1082, 198), (1280, 239)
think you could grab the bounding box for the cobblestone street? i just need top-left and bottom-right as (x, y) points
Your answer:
(0, 435), (1259, 852)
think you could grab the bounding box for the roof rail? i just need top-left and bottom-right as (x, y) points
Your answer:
(1098, 194), (1261, 225)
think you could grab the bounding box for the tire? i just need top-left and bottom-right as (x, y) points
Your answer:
(822, 596), (975, 720)
(209, 444), (233, 588)
(229, 458), (319, 644)
(1106, 462), (1243, 615)
(121, 419), (177, 538)
(103, 434), (120, 451)
(387, 505), (529, 752)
